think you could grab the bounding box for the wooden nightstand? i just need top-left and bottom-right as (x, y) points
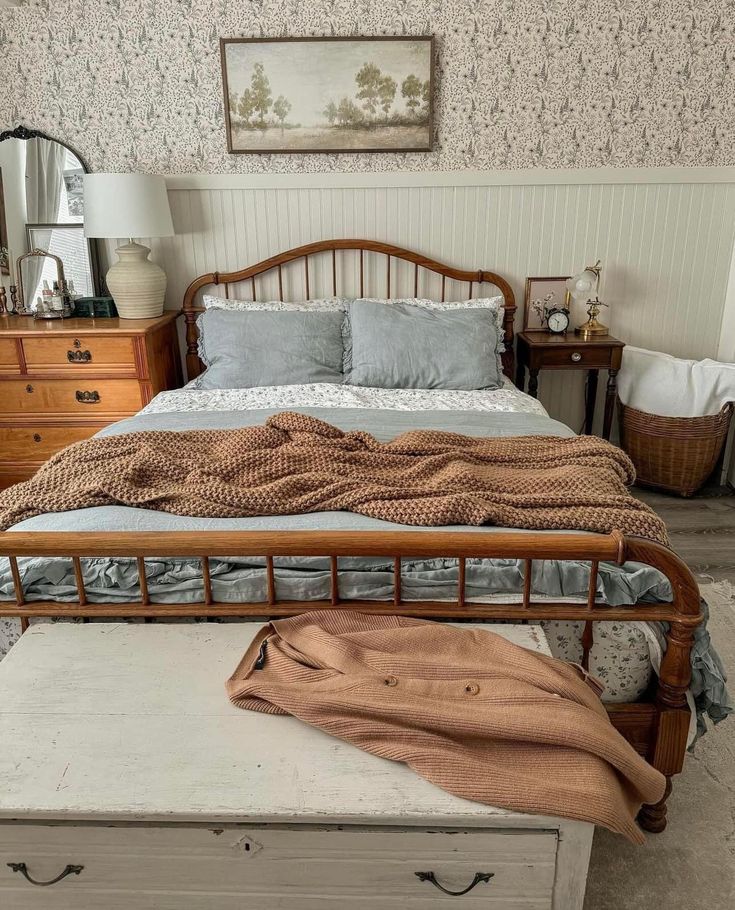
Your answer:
(0, 313), (182, 488)
(516, 331), (625, 440)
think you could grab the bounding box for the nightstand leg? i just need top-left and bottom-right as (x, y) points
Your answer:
(528, 368), (539, 399)
(584, 370), (599, 435)
(603, 369), (618, 440)
(515, 362), (526, 392)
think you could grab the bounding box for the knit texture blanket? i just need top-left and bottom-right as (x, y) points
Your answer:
(0, 411), (667, 542)
(227, 610), (666, 842)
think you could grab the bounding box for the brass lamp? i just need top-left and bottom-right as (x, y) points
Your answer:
(566, 260), (609, 338)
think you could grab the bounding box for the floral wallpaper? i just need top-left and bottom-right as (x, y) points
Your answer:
(0, 0), (733, 173)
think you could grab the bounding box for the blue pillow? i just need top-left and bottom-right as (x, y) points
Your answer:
(196, 308), (345, 389)
(346, 300), (502, 390)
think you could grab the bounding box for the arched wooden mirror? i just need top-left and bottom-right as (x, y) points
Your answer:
(0, 126), (101, 313)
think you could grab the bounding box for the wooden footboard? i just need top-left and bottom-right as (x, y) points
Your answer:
(0, 528), (702, 832)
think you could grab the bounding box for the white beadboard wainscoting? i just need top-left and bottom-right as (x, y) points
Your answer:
(101, 175), (735, 439)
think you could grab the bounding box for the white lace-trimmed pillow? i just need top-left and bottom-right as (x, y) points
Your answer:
(201, 294), (348, 312)
(343, 297), (506, 377)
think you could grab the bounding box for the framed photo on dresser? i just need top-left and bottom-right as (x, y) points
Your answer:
(523, 276), (571, 330)
(220, 36), (434, 154)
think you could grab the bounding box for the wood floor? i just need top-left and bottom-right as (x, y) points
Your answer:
(634, 484), (735, 584)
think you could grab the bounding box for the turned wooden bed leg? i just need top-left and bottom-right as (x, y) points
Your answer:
(639, 776), (672, 833)
(638, 619), (697, 833)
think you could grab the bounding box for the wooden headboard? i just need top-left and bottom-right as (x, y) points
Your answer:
(182, 239), (516, 381)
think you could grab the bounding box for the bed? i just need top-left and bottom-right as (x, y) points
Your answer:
(0, 239), (728, 834)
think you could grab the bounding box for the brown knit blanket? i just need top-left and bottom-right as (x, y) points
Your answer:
(0, 411), (668, 542)
(228, 610), (666, 842)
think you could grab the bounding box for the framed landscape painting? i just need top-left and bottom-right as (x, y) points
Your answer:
(220, 36), (434, 154)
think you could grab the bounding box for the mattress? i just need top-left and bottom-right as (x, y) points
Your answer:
(0, 382), (730, 733)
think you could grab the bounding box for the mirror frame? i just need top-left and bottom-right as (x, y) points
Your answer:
(0, 125), (102, 297)
(17, 248), (66, 317)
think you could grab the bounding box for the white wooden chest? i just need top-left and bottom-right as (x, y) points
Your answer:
(0, 622), (593, 909)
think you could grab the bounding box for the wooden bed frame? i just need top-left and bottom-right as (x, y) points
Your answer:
(0, 239), (702, 834)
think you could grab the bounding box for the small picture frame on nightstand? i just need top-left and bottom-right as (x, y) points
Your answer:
(523, 276), (571, 331)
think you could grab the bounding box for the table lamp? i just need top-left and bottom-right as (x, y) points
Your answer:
(83, 173), (174, 319)
(566, 260), (609, 338)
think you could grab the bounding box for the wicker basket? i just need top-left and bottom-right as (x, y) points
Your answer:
(619, 401), (733, 497)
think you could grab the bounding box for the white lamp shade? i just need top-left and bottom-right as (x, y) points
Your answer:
(83, 173), (174, 240)
(565, 269), (598, 300)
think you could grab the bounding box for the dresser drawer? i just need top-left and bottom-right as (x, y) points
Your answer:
(3, 379), (143, 416)
(0, 337), (19, 374)
(0, 425), (103, 463)
(0, 824), (557, 909)
(22, 335), (137, 373)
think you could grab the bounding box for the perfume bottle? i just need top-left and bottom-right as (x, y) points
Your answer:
(61, 280), (74, 316)
(42, 279), (53, 309)
(51, 281), (64, 312)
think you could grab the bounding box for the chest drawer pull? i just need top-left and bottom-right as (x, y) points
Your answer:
(570, 352), (583, 362)
(415, 871), (494, 895)
(75, 390), (100, 403)
(7, 862), (84, 887)
(25, 384), (34, 393)
(67, 349), (92, 363)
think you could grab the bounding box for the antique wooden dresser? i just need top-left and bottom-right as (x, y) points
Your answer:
(0, 313), (181, 488)
(0, 622), (593, 909)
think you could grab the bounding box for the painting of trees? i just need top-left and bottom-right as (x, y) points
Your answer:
(323, 101), (338, 125)
(379, 75), (397, 116)
(273, 96), (292, 131)
(355, 62), (383, 119)
(250, 62), (272, 129)
(229, 63), (296, 133)
(222, 37), (433, 152)
(237, 89), (255, 127)
(401, 74), (423, 115)
(337, 97), (363, 127)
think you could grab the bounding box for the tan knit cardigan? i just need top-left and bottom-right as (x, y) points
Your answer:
(227, 611), (666, 843)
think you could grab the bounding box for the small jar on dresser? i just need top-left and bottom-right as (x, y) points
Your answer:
(0, 313), (182, 488)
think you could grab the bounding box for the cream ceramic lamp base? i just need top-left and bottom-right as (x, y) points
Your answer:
(106, 241), (167, 319)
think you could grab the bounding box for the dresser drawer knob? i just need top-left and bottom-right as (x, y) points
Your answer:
(25, 384), (34, 393)
(33, 433), (42, 443)
(72, 338), (82, 348)
(570, 352), (583, 363)
(415, 871), (494, 896)
(67, 349), (92, 363)
(7, 862), (84, 887)
(75, 390), (100, 404)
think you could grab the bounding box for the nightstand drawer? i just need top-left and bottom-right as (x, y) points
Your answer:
(22, 335), (137, 372)
(534, 346), (613, 368)
(0, 425), (103, 462)
(0, 338), (20, 373)
(4, 379), (143, 416)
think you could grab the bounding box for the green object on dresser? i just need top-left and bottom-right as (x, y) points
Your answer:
(73, 296), (118, 318)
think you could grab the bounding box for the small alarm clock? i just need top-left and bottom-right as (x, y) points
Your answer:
(545, 306), (570, 334)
